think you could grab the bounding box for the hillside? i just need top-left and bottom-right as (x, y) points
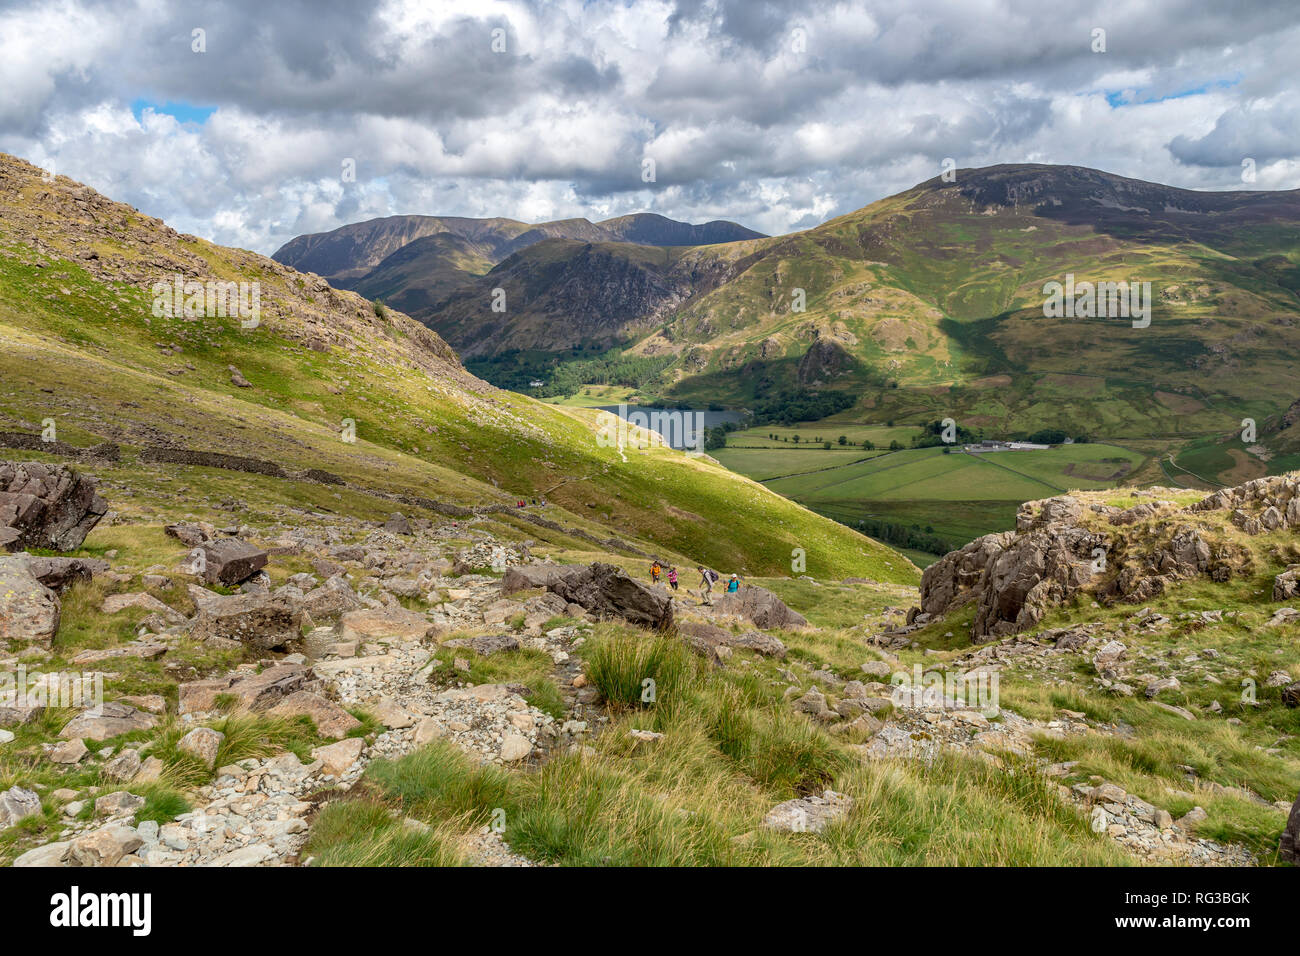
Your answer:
(0, 152), (906, 583)
(272, 212), (765, 320)
(413, 165), (1300, 486)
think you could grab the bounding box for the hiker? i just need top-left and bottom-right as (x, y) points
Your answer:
(697, 565), (718, 603)
(726, 573), (740, 593)
(650, 560), (662, 584)
(667, 566), (678, 591)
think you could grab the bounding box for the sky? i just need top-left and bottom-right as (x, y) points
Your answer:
(1, 0), (1297, 256)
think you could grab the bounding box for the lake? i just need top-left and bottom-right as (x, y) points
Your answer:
(596, 404), (745, 450)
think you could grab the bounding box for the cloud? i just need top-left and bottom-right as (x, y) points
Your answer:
(0, 0), (1296, 254)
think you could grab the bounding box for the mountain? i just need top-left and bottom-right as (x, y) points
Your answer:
(0, 151), (903, 582)
(271, 211), (765, 318)
(424, 164), (1300, 482)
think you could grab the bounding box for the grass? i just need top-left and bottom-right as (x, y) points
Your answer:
(306, 624), (1129, 866)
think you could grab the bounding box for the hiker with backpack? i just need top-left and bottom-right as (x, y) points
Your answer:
(667, 566), (678, 591)
(727, 573), (740, 593)
(650, 560), (662, 584)
(697, 565), (719, 603)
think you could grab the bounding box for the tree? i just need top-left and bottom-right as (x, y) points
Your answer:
(822, 441), (831, 449)
(792, 435), (800, 443)
(837, 435), (848, 445)
(889, 440), (904, 451)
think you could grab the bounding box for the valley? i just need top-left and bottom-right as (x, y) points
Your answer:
(0, 152), (1296, 877)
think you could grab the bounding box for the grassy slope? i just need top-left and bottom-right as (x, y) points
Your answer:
(0, 153), (913, 583)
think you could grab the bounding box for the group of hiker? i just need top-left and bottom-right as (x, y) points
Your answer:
(649, 559), (739, 604)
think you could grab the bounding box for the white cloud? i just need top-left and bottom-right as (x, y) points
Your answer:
(0, 0), (1295, 254)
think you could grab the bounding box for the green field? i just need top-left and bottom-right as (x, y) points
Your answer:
(724, 423), (922, 449)
(711, 446), (886, 481)
(715, 441), (1148, 560)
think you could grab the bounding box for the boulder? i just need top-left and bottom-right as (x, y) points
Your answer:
(1282, 681), (1300, 709)
(676, 621), (787, 660)
(268, 690), (361, 739)
(712, 586), (808, 630)
(311, 737), (364, 776)
(67, 824), (143, 867)
(0, 786), (42, 827)
(500, 733), (532, 762)
(165, 521), (213, 547)
(298, 574), (362, 619)
(0, 554), (59, 643)
(500, 563), (580, 595)
(548, 563), (673, 630)
(177, 727), (224, 768)
(101, 591), (183, 622)
(1280, 791), (1300, 864)
(94, 790), (145, 816)
(0, 698), (43, 727)
(103, 748), (142, 782)
(1274, 566), (1300, 602)
(59, 702), (157, 741)
(227, 664), (313, 712)
(13, 841), (71, 866)
(441, 633), (521, 656)
(0, 461), (107, 552)
(200, 538), (268, 586)
(21, 555), (109, 591)
(763, 790), (853, 833)
(190, 590), (303, 651)
(336, 605), (433, 643)
(49, 738), (89, 764)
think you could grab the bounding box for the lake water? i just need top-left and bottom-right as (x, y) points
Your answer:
(596, 404), (745, 450)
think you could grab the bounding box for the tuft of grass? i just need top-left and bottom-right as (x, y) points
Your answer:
(583, 627), (695, 712)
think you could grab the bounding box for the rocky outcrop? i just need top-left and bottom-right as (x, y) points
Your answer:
(712, 586), (808, 630)
(1188, 474), (1300, 534)
(0, 554), (60, 643)
(0, 461), (107, 552)
(548, 562), (673, 630)
(920, 532), (1014, 618)
(920, 485), (1263, 641)
(1274, 566), (1300, 601)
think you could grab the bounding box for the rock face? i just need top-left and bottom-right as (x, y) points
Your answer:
(712, 586), (808, 630)
(200, 538), (268, 586)
(919, 486), (1258, 641)
(0, 461), (107, 551)
(548, 562), (673, 630)
(190, 591), (303, 651)
(0, 554), (60, 643)
(1281, 792), (1300, 864)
